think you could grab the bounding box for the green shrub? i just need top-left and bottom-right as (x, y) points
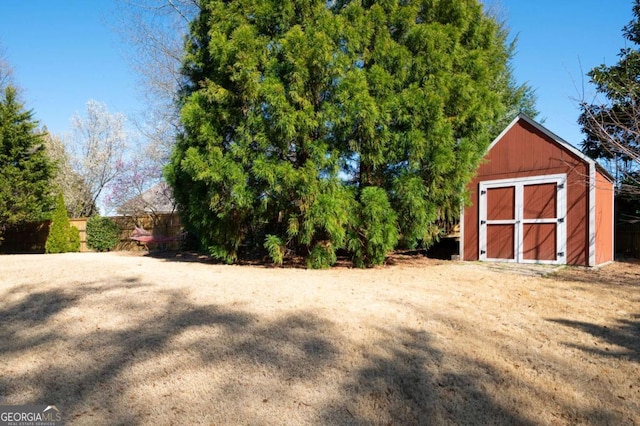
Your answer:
(307, 242), (337, 269)
(69, 225), (81, 252)
(46, 193), (78, 253)
(86, 215), (120, 252)
(348, 187), (399, 268)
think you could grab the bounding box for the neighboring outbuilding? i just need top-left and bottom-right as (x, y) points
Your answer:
(117, 182), (176, 217)
(461, 114), (614, 266)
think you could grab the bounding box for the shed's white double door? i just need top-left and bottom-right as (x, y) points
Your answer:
(479, 174), (567, 264)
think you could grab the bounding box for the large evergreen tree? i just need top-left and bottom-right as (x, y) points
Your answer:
(168, 0), (535, 267)
(0, 86), (55, 241)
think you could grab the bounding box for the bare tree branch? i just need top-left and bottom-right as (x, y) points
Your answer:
(580, 90), (640, 194)
(109, 1), (200, 171)
(0, 43), (14, 91)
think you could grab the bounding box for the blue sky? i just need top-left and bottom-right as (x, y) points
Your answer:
(0, 1), (137, 135)
(500, 0), (633, 145)
(0, 0), (635, 147)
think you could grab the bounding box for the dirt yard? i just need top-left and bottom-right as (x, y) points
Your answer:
(0, 252), (638, 425)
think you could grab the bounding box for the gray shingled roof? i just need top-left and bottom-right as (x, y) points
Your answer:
(118, 182), (175, 215)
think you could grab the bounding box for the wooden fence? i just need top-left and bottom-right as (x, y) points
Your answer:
(1, 213), (182, 253)
(111, 214), (183, 251)
(0, 221), (51, 253)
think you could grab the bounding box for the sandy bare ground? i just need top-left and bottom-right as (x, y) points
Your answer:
(0, 252), (638, 425)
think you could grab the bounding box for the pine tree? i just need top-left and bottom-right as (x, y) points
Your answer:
(0, 86), (54, 242)
(167, 0), (535, 267)
(45, 192), (80, 253)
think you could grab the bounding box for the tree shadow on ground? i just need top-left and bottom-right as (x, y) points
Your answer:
(142, 249), (444, 270)
(141, 249), (302, 267)
(319, 327), (536, 426)
(481, 262), (561, 278)
(548, 260), (640, 289)
(0, 279), (341, 424)
(139, 249), (221, 264)
(549, 314), (640, 362)
(0, 276), (633, 425)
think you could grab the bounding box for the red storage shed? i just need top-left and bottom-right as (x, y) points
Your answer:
(461, 114), (614, 266)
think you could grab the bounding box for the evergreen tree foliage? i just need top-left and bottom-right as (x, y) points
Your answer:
(579, 0), (640, 198)
(264, 234), (285, 266)
(0, 86), (54, 242)
(45, 193), (80, 253)
(168, 0), (535, 267)
(347, 186), (398, 268)
(69, 225), (81, 252)
(86, 215), (121, 252)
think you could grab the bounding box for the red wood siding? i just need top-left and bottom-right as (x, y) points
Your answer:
(464, 183), (480, 261)
(487, 187), (514, 220)
(487, 224), (515, 259)
(523, 183), (556, 219)
(522, 223), (556, 260)
(595, 170), (614, 264)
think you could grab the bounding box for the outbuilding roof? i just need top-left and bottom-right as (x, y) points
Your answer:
(490, 114), (614, 182)
(118, 182), (175, 215)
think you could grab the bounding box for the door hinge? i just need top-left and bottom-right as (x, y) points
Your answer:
(557, 252), (564, 257)
(558, 217), (564, 223)
(558, 183), (565, 190)
(480, 250), (486, 255)
(480, 190), (486, 195)
(480, 220), (486, 225)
